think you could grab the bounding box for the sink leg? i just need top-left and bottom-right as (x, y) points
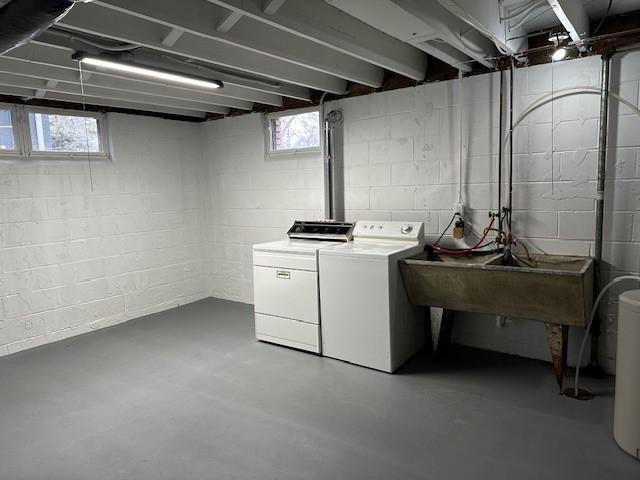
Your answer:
(544, 323), (568, 392)
(430, 308), (454, 356)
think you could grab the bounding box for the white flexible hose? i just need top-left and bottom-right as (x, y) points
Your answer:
(501, 86), (640, 396)
(502, 86), (640, 149)
(574, 276), (640, 396)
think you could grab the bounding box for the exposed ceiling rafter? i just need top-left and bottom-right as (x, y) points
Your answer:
(0, 72), (230, 115)
(0, 85), (208, 118)
(208, 0), (428, 80)
(216, 10), (243, 33)
(436, 0), (527, 54)
(0, 56), (254, 110)
(91, 0), (382, 88)
(58, 1), (348, 94)
(161, 27), (185, 47)
(546, 0), (589, 52)
(325, 0), (494, 71)
(262, 0), (287, 15)
(14, 38), (288, 105)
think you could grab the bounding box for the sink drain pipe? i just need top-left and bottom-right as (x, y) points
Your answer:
(591, 51), (613, 369)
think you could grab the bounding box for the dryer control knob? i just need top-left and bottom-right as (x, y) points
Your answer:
(401, 224), (413, 234)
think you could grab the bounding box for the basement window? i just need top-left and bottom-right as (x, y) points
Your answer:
(0, 105), (110, 160)
(266, 108), (320, 155)
(26, 109), (106, 157)
(0, 106), (16, 153)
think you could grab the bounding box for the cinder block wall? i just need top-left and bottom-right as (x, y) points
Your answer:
(0, 113), (211, 356)
(206, 53), (640, 374)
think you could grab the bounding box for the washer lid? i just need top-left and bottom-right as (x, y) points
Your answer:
(320, 241), (421, 259)
(253, 238), (340, 255)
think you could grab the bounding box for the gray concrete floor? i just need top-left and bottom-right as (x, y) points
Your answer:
(0, 298), (638, 480)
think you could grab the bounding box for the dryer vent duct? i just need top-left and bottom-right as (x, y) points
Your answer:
(323, 109), (344, 221)
(0, 0), (77, 55)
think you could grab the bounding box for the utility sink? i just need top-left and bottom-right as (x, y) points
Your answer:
(400, 252), (594, 327)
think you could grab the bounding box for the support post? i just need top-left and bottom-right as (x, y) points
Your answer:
(544, 323), (569, 392)
(591, 51), (613, 371)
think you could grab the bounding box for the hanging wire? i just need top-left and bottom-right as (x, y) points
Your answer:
(78, 61), (94, 192)
(592, 0), (614, 36)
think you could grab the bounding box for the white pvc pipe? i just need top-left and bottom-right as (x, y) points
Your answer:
(500, 86), (640, 396)
(503, 86), (640, 148)
(574, 276), (640, 396)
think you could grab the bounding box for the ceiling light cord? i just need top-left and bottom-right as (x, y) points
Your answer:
(77, 61), (94, 192)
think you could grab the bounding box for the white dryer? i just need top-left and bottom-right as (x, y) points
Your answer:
(252, 221), (353, 353)
(319, 221), (425, 372)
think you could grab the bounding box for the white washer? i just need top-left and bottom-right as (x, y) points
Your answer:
(319, 221), (426, 372)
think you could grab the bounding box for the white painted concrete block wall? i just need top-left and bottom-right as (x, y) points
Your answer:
(206, 53), (640, 374)
(203, 114), (324, 302)
(0, 113), (210, 356)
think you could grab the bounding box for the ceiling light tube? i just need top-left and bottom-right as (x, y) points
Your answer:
(72, 51), (223, 89)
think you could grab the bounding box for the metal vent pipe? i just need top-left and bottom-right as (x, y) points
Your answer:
(323, 109), (343, 221)
(0, 0), (78, 55)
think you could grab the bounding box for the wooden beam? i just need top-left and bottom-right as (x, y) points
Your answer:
(161, 27), (185, 47)
(0, 86), (208, 118)
(0, 55), (254, 110)
(413, 40), (473, 72)
(14, 40), (285, 105)
(216, 10), (243, 33)
(58, 2), (347, 93)
(0, 72), (230, 115)
(263, 0), (287, 15)
(547, 0), (589, 52)
(208, 0), (427, 80)
(91, 0), (381, 88)
(436, 0), (527, 54)
(391, 0), (496, 68)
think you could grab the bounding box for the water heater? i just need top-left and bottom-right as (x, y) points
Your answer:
(614, 290), (640, 460)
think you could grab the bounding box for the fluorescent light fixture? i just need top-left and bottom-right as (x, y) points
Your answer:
(551, 47), (567, 62)
(72, 52), (223, 89)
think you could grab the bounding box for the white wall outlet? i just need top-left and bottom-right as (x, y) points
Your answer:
(454, 202), (464, 217)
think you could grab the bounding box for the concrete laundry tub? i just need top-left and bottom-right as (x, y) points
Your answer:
(399, 252), (595, 390)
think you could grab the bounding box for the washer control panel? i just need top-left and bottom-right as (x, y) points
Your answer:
(354, 221), (424, 242)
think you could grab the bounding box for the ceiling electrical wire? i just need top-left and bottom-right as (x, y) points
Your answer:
(593, 0), (614, 36)
(433, 213), (458, 247)
(77, 61), (94, 192)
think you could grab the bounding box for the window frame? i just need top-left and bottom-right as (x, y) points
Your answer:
(24, 106), (110, 159)
(264, 107), (321, 157)
(0, 104), (111, 161)
(0, 102), (21, 157)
